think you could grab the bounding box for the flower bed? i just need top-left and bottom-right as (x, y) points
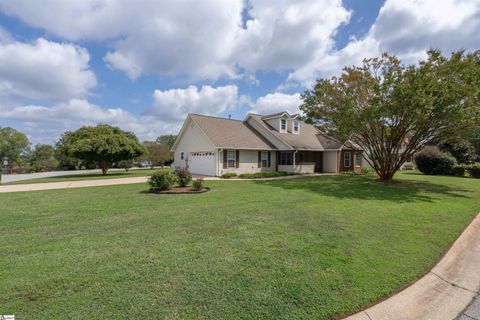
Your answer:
(150, 186), (210, 194)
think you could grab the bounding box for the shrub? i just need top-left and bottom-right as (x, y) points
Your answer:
(449, 164), (466, 177)
(414, 147), (456, 175)
(238, 171), (295, 179)
(221, 172), (237, 179)
(466, 163), (480, 178)
(148, 171), (176, 191)
(401, 163), (415, 171)
(174, 167), (192, 187)
(361, 167), (376, 175)
(192, 178), (204, 191)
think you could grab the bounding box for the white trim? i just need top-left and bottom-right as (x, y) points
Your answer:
(227, 149), (236, 168)
(344, 151), (351, 168)
(355, 152), (362, 167)
(171, 115), (216, 151)
(279, 118), (287, 133)
(293, 119), (300, 134)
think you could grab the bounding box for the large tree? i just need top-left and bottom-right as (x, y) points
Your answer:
(31, 144), (59, 172)
(60, 124), (144, 175)
(301, 50), (480, 182)
(140, 141), (172, 167)
(155, 134), (177, 150)
(0, 127), (30, 164)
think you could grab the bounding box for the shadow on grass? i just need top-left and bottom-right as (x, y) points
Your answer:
(254, 174), (470, 203)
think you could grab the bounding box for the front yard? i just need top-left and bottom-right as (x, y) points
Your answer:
(1, 173), (479, 319)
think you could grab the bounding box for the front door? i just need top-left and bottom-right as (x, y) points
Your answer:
(314, 152), (323, 172)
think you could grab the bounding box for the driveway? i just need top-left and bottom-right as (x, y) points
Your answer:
(344, 213), (480, 320)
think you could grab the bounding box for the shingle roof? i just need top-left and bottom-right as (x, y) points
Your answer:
(190, 114), (276, 150)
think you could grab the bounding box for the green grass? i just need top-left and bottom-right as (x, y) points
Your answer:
(3, 168), (164, 185)
(1, 172), (479, 319)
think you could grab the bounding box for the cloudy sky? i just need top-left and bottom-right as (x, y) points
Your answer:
(0, 0), (478, 144)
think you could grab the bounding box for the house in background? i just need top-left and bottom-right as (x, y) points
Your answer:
(171, 112), (363, 176)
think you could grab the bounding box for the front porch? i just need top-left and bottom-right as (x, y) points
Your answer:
(276, 151), (338, 174)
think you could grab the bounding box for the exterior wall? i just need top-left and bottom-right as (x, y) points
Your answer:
(323, 151), (339, 173)
(172, 118), (215, 171)
(247, 117), (290, 149)
(278, 163), (315, 173)
(265, 117), (282, 132)
(339, 150), (363, 174)
(219, 149), (276, 175)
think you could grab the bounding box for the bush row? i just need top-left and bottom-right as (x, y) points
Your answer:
(148, 168), (204, 191)
(221, 171), (295, 179)
(414, 148), (480, 178)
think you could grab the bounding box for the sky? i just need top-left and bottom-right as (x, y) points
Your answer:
(0, 0), (479, 145)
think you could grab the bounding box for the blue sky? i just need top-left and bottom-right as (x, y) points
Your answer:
(0, 0), (478, 144)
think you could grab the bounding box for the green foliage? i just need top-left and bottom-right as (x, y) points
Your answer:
(301, 50), (480, 182)
(414, 147), (456, 175)
(449, 164), (466, 177)
(192, 178), (204, 191)
(0, 126), (30, 164)
(60, 124), (144, 175)
(117, 160), (133, 172)
(439, 138), (478, 164)
(174, 167), (192, 187)
(361, 167), (376, 175)
(155, 134), (177, 150)
(30, 144), (59, 172)
(401, 163), (415, 171)
(466, 163), (480, 178)
(221, 172), (237, 179)
(140, 141), (172, 166)
(148, 171), (176, 191)
(237, 171), (295, 179)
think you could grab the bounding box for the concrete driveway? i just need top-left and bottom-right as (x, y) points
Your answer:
(344, 213), (480, 320)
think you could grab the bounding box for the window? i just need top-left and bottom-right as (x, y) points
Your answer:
(261, 151), (268, 167)
(280, 118), (287, 132)
(181, 152), (184, 160)
(293, 120), (299, 134)
(344, 152), (351, 167)
(355, 153), (362, 167)
(278, 151), (293, 165)
(227, 150), (236, 168)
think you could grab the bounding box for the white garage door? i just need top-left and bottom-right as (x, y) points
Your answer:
(188, 151), (215, 176)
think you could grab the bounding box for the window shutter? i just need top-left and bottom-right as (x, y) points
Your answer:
(223, 150), (227, 169)
(258, 151), (261, 168)
(268, 151), (271, 167)
(236, 150), (240, 168)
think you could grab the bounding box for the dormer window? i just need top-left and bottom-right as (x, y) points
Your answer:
(280, 118), (287, 132)
(293, 120), (299, 134)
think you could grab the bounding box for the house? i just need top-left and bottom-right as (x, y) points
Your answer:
(171, 112), (363, 176)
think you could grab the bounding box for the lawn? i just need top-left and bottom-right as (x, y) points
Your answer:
(3, 168), (164, 185)
(1, 172), (479, 319)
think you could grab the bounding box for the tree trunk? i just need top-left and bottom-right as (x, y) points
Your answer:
(378, 169), (395, 183)
(100, 161), (109, 175)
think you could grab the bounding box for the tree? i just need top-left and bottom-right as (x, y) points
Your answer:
(140, 141), (172, 167)
(438, 138), (478, 164)
(301, 50), (480, 182)
(155, 134), (177, 150)
(31, 144), (59, 172)
(0, 127), (30, 164)
(60, 124), (144, 175)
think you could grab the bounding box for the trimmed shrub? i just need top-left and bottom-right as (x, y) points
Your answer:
(450, 164), (466, 177)
(414, 147), (456, 175)
(238, 171), (295, 179)
(361, 167), (376, 175)
(192, 178), (204, 191)
(221, 172), (237, 179)
(466, 163), (480, 178)
(174, 167), (192, 187)
(148, 171), (176, 191)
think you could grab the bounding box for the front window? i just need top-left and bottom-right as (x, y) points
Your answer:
(344, 152), (351, 167)
(261, 151), (268, 167)
(280, 118), (287, 132)
(278, 151), (293, 165)
(227, 150), (236, 168)
(293, 120), (299, 134)
(355, 153), (362, 167)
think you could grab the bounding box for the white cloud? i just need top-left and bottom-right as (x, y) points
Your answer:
(288, 0), (480, 84)
(0, 38), (96, 101)
(144, 85), (238, 121)
(249, 92), (302, 115)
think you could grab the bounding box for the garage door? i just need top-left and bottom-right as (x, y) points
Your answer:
(188, 151), (215, 176)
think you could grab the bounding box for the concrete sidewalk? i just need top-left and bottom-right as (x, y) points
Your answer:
(344, 213), (480, 320)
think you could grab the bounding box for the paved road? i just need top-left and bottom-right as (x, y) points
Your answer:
(344, 214), (480, 320)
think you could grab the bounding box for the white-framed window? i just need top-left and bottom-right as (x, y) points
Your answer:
(261, 151), (268, 167)
(293, 120), (299, 134)
(280, 118), (287, 132)
(344, 151), (351, 167)
(227, 150), (236, 168)
(355, 153), (362, 167)
(181, 152), (184, 160)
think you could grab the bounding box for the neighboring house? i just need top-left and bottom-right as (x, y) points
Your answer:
(171, 112), (363, 176)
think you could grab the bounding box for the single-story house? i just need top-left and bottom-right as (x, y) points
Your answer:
(171, 112), (364, 176)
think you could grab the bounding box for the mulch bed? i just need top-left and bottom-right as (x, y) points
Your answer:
(149, 187), (210, 194)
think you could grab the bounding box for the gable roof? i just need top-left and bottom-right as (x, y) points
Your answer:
(189, 114), (276, 150)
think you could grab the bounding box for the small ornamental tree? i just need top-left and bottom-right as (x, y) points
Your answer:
(301, 50), (480, 182)
(60, 124), (144, 175)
